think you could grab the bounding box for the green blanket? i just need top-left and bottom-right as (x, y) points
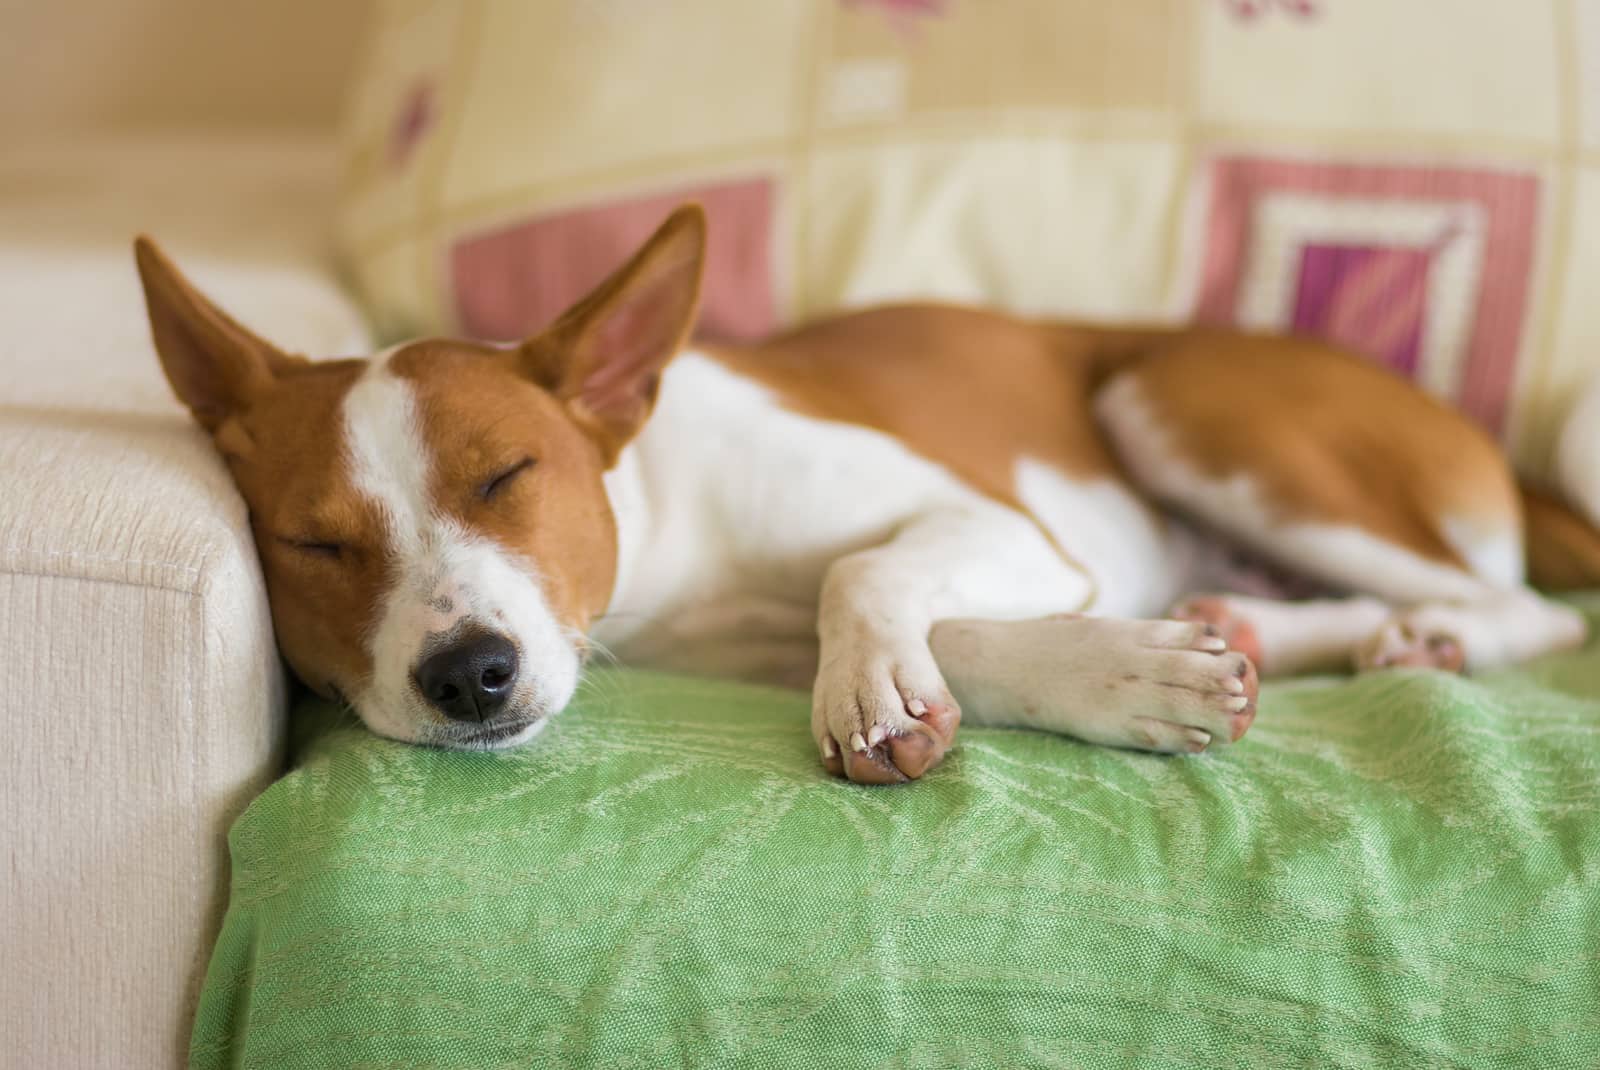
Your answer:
(192, 624), (1600, 1069)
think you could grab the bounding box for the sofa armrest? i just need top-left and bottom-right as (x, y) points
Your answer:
(0, 135), (372, 1069)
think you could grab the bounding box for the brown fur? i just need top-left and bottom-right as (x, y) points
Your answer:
(1105, 328), (1521, 571)
(137, 235), (384, 695)
(713, 308), (1523, 578)
(707, 305), (1126, 514)
(392, 342), (620, 632)
(524, 205), (707, 465)
(1521, 485), (1600, 591)
(225, 362), (384, 696)
(135, 207), (707, 705)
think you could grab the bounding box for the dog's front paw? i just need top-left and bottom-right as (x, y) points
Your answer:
(967, 615), (1259, 754)
(1168, 594), (1264, 666)
(1064, 620), (1258, 754)
(812, 647), (960, 784)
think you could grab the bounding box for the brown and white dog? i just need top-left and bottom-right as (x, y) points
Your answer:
(134, 206), (1600, 783)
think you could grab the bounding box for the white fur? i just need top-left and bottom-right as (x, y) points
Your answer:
(594, 353), (1097, 675)
(592, 353), (1146, 759)
(810, 505), (1101, 752)
(1265, 526), (1490, 604)
(342, 350), (578, 745)
(1192, 594), (1393, 675)
(1440, 517), (1523, 589)
(929, 615), (1253, 752)
(1012, 460), (1186, 618)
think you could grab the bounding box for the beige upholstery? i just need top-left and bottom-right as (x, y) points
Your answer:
(0, 1), (368, 137)
(0, 135), (370, 1069)
(339, 1), (1600, 479)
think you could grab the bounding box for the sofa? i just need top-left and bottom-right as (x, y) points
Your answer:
(8, 4), (1600, 1068)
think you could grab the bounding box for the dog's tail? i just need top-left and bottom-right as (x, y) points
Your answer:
(1525, 372), (1600, 590)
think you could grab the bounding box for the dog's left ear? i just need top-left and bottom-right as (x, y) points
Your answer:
(523, 204), (706, 464)
(134, 236), (303, 433)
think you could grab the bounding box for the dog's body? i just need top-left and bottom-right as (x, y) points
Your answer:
(136, 207), (1600, 783)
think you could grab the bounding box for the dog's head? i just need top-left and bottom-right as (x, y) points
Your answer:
(135, 207), (705, 748)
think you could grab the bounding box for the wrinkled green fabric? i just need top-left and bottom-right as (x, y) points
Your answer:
(192, 622), (1600, 1069)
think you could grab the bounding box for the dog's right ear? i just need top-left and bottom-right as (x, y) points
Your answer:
(134, 236), (300, 432)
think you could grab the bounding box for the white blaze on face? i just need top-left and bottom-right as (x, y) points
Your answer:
(340, 353), (580, 746)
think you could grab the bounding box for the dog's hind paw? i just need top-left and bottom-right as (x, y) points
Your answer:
(1354, 616), (1466, 673)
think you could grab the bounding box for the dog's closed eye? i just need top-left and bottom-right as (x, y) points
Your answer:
(277, 536), (344, 560)
(479, 457), (536, 501)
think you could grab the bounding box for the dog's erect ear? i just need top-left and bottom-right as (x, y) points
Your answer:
(134, 236), (300, 433)
(522, 204), (706, 463)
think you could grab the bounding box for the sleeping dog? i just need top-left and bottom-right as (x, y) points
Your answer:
(134, 206), (1600, 783)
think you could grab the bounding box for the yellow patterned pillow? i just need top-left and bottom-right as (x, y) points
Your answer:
(337, 0), (1597, 476)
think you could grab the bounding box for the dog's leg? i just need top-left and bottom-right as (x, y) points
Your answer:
(812, 508), (1070, 784)
(1096, 355), (1588, 674)
(813, 505), (1261, 779)
(929, 615), (1258, 754)
(1169, 594), (1393, 674)
(1169, 589), (1587, 674)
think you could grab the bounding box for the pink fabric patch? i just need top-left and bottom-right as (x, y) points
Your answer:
(1195, 157), (1540, 433)
(1293, 243), (1435, 377)
(450, 178), (775, 344)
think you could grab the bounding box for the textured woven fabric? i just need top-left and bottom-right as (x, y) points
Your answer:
(193, 630), (1600, 1069)
(338, 1), (1600, 479)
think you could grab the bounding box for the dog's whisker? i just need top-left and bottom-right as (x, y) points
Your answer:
(589, 609), (655, 626)
(579, 632), (622, 669)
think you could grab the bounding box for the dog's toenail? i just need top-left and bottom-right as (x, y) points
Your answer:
(906, 698), (927, 716)
(867, 724), (887, 747)
(1225, 678), (1245, 694)
(1185, 729), (1210, 753)
(849, 732), (869, 753)
(821, 736), (839, 759)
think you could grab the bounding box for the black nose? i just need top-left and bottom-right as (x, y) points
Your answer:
(413, 632), (520, 723)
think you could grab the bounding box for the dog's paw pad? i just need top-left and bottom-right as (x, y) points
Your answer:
(814, 663), (961, 784)
(842, 740), (909, 784)
(883, 697), (959, 779)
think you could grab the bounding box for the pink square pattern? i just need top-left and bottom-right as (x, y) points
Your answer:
(451, 178), (776, 344)
(1195, 157), (1540, 432)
